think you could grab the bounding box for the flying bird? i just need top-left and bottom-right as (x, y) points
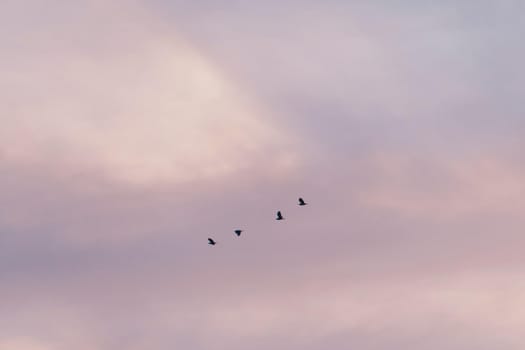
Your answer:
(276, 211), (284, 220)
(208, 238), (216, 245)
(298, 197), (307, 206)
(234, 230), (243, 237)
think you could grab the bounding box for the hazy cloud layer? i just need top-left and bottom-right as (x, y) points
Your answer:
(1, 1), (524, 349)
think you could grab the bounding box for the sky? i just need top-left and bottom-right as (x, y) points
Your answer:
(1, 0), (525, 349)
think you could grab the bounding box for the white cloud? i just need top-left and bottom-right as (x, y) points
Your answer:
(1, 1), (297, 185)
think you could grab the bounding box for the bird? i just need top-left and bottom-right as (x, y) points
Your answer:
(298, 197), (307, 206)
(208, 238), (216, 245)
(276, 211), (284, 220)
(234, 230), (243, 237)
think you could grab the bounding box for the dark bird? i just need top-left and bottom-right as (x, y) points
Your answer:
(208, 238), (216, 245)
(276, 211), (284, 220)
(298, 197), (307, 206)
(234, 230), (243, 237)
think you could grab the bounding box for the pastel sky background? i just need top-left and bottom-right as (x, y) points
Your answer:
(1, 1), (525, 349)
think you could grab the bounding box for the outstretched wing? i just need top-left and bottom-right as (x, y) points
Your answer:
(208, 238), (215, 244)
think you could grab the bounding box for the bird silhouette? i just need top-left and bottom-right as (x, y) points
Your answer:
(298, 197), (307, 206)
(276, 211), (284, 220)
(234, 230), (243, 237)
(208, 238), (216, 245)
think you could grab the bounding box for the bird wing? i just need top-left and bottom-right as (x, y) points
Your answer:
(299, 198), (305, 204)
(208, 238), (215, 244)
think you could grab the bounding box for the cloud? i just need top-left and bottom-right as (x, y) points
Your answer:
(0, 339), (56, 350)
(357, 152), (525, 218)
(2, 1), (525, 349)
(1, 0), (299, 185)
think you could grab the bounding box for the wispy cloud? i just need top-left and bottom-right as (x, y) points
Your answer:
(1, 1), (299, 185)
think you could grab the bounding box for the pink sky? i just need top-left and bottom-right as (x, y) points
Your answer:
(1, 1), (525, 349)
